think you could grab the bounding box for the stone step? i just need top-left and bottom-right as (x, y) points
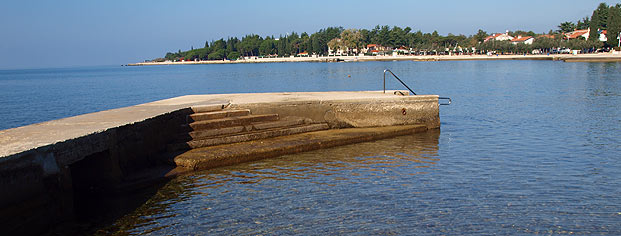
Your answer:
(169, 123), (329, 152)
(177, 118), (308, 142)
(191, 104), (227, 113)
(183, 114), (279, 131)
(187, 109), (250, 123)
(173, 125), (429, 170)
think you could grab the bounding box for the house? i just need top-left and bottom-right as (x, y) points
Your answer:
(511, 36), (534, 45)
(563, 28), (608, 41)
(599, 30), (608, 42)
(366, 44), (378, 51)
(395, 46), (409, 54)
(484, 31), (514, 42)
(564, 29), (589, 40)
(362, 44), (390, 55)
(328, 39), (347, 55)
(297, 51), (309, 57)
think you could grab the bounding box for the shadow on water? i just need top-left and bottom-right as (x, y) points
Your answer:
(78, 130), (440, 235)
(44, 173), (174, 235)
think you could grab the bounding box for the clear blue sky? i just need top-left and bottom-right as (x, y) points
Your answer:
(0, 0), (619, 69)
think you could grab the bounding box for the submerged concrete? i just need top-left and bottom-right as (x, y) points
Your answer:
(0, 90), (442, 235)
(174, 125), (428, 170)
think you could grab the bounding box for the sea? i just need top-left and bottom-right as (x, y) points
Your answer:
(1, 61), (620, 234)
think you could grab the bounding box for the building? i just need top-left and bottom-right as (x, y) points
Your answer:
(597, 29), (608, 42)
(511, 36), (534, 45)
(484, 31), (514, 42)
(564, 29), (590, 40)
(395, 46), (409, 54)
(362, 44), (390, 55)
(563, 28), (608, 42)
(328, 39), (347, 55)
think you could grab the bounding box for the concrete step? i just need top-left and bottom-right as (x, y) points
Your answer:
(177, 118), (308, 142)
(187, 109), (250, 123)
(169, 123), (329, 152)
(173, 125), (429, 170)
(184, 114), (279, 131)
(191, 104), (227, 113)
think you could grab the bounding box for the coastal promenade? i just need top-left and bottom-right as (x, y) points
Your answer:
(127, 52), (621, 66)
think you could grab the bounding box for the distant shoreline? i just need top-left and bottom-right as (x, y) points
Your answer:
(127, 53), (621, 66)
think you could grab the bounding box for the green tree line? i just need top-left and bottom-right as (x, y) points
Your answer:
(159, 3), (621, 62)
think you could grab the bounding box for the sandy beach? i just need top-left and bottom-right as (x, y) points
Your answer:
(127, 52), (621, 66)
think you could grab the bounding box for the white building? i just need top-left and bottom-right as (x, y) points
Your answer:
(484, 31), (514, 42)
(511, 36), (534, 45)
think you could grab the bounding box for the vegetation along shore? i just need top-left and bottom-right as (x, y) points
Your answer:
(136, 3), (621, 65)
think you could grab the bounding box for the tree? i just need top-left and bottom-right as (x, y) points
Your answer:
(327, 38), (342, 54)
(596, 2), (609, 29)
(211, 39), (226, 51)
(532, 37), (559, 53)
(389, 26), (407, 47)
(259, 38), (275, 55)
(607, 4), (621, 47)
(474, 29), (488, 43)
(340, 29), (363, 54)
(208, 49), (226, 60)
(558, 21), (576, 33)
(589, 3), (609, 41)
(240, 34), (261, 56)
(227, 51), (240, 60)
(577, 16), (590, 30)
(375, 25), (391, 46)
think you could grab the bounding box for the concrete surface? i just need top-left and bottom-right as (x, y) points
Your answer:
(0, 90), (436, 160)
(174, 125), (428, 170)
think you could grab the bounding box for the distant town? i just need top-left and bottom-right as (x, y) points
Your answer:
(146, 3), (620, 64)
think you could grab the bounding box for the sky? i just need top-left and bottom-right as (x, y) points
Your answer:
(1, 0), (619, 70)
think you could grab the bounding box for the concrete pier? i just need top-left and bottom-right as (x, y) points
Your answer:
(0, 91), (442, 235)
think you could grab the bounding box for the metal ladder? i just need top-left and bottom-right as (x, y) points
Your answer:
(383, 69), (451, 105)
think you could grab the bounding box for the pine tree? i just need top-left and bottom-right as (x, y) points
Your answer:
(589, 3), (609, 41)
(607, 5), (621, 47)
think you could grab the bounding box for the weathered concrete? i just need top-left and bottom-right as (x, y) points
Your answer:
(0, 90), (441, 235)
(174, 125), (428, 170)
(188, 109), (250, 122)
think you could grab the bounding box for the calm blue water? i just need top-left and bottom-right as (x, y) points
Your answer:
(2, 61), (621, 234)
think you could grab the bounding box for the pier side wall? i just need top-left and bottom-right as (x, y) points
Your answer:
(233, 95), (440, 129)
(0, 109), (190, 235)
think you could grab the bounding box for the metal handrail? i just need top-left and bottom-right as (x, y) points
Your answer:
(439, 97), (452, 105)
(384, 69), (416, 95)
(383, 69), (451, 106)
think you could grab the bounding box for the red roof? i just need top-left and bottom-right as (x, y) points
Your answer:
(511, 36), (533, 42)
(484, 33), (506, 42)
(367, 44), (378, 48)
(298, 52), (308, 55)
(601, 30), (607, 35)
(564, 29), (589, 39)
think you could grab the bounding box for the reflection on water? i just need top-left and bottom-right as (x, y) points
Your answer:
(94, 130), (440, 235)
